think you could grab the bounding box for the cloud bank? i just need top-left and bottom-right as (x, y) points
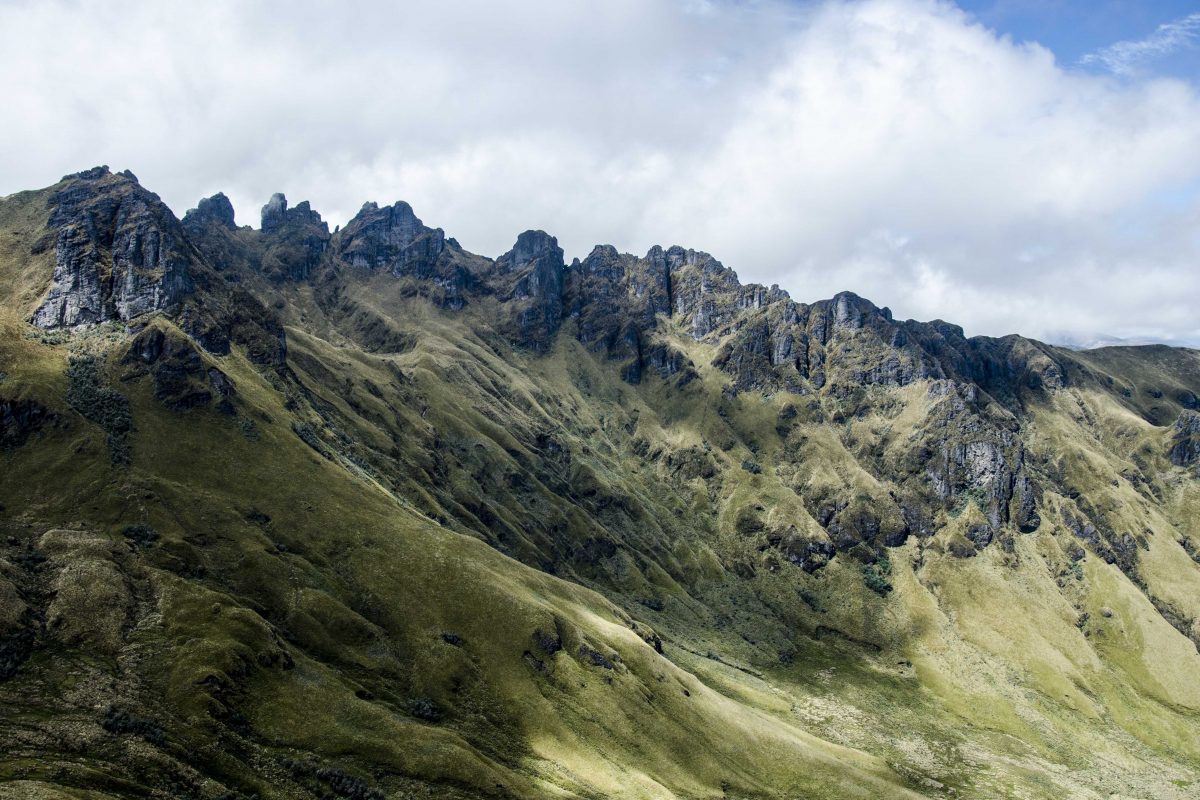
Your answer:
(2, 0), (1199, 345)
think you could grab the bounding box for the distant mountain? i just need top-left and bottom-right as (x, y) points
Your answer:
(1052, 332), (1198, 350)
(2, 166), (1199, 800)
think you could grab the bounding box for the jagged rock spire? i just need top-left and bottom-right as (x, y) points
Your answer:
(335, 200), (446, 276)
(183, 193), (236, 230)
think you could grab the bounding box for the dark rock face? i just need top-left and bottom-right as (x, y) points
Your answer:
(564, 245), (695, 382)
(21, 170), (1085, 412)
(182, 193), (236, 230)
(336, 201), (446, 276)
(1, 398), (53, 448)
(1064, 504), (1145, 581)
(1011, 475), (1042, 533)
(913, 383), (1026, 530)
(123, 326), (235, 412)
(182, 194), (253, 274)
(708, 289), (1071, 402)
(776, 533), (836, 573)
(258, 193), (330, 281)
(667, 248), (781, 339)
(32, 167), (194, 328)
(495, 231), (566, 350)
(171, 186), (1075, 411)
(259, 193), (288, 234)
(1169, 411), (1200, 467)
(498, 230), (561, 275)
(329, 201), (472, 311)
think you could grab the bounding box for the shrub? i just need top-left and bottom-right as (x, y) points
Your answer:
(408, 697), (443, 721)
(66, 354), (132, 465)
(862, 558), (893, 596)
(291, 421), (326, 456)
(101, 707), (165, 745)
(238, 416), (260, 440)
(577, 644), (614, 669)
(122, 523), (159, 547)
(282, 759), (384, 800)
(0, 627), (35, 680)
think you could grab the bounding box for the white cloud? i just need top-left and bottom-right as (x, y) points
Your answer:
(1082, 12), (1200, 76)
(1, 0), (1199, 345)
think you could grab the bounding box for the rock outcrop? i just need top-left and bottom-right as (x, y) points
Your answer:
(1, 398), (52, 448)
(1170, 411), (1200, 467)
(566, 245), (685, 383)
(123, 326), (236, 413)
(32, 167), (194, 328)
(495, 230), (566, 350)
(328, 200), (472, 311)
(336, 201), (446, 276)
(258, 193), (330, 281)
(182, 192), (236, 230)
(171, 186), (1079, 414)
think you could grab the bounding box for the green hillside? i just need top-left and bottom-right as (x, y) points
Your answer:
(1, 168), (1199, 799)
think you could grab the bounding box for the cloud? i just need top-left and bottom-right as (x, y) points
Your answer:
(1, 0), (1199, 345)
(1081, 12), (1200, 75)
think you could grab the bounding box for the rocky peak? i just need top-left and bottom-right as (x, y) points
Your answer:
(580, 244), (625, 274)
(497, 230), (563, 274)
(260, 193), (288, 233)
(63, 165), (111, 181)
(31, 167), (194, 329)
(831, 291), (871, 330)
(260, 193), (326, 234)
(183, 193), (236, 230)
(334, 200), (446, 277)
(496, 230), (566, 308)
(493, 231), (567, 351)
(257, 193), (330, 281)
(28, 168), (1079, 407)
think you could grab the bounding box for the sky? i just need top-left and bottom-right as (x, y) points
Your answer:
(2, 1), (1199, 346)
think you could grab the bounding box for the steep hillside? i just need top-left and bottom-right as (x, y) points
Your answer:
(2, 167), (1199, 800)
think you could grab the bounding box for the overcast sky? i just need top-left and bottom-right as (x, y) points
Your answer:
(2, 0), (1199, 345)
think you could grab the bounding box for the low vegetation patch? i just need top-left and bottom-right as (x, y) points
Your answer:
(101, 707), (165, 745)
(862, 557), (893, 596)
(66, 354), (132, 464)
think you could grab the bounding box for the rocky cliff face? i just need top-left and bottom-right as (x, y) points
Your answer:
(1170, 411), (1200, 467)
(30, 171), (1067, 414)
(31, 167), (194, 328)
(182, 192), (236, 231)
(336, 201), (445, 275)
(494, 230), (566, 350)
(327, 200), (472, 311)
(20, 168), (1189, 575)
(258, 193), (330, 281)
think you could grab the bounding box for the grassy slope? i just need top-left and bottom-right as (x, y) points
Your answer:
(0, 192), (919, 800)
(2, 186), (1200, 799)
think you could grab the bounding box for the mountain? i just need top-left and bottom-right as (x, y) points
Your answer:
(1052, 333), (1196, 351)
(1, 166), (1199, 800)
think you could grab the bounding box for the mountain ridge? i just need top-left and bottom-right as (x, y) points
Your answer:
(30, 167), (1088, 398)
(2, 165), (1200, 799)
